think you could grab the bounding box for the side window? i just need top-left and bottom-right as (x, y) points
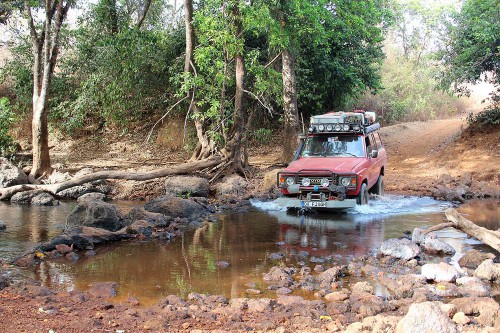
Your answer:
(375, 132), (383, 149)
(369, 134), (377, 150)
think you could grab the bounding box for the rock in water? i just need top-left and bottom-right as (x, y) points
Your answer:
(215, 175), (249, 198)
(66, 201), (128, 231)
(458, 249), (496, 269)
(423, 238), (455, 255)
(31, 193), (59, 206)
(396, 302), (458, 333)
(165, 176), (210, 197)
(474, 259), (500, 282)
(144, 196), (208, 219)
(380, 238), (420, 260)
(0, 219), (6, 230)
(421, 262), (460, 283)
(0, 158), (28, 188)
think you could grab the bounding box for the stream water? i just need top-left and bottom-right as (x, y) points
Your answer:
(0, 196), (498, 304)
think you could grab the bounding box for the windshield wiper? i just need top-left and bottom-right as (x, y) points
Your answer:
(332, 152), (357, 157)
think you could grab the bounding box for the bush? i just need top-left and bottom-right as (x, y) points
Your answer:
(467, 107), (500, 127)
(0, 97), (17, 157)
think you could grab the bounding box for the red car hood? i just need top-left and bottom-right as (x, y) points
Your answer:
(285, 157), (365, 174)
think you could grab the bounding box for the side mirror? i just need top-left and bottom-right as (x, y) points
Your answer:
(371, 150), (378, 158)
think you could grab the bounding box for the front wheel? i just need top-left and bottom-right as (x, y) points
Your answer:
(370, 175), (384, 196)
(356, 183), (369, 205)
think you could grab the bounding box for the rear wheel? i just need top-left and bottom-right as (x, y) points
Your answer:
(370, 175), (384, 196)
(356, 183), (369, 205)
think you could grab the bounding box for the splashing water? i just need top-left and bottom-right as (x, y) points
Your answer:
(251, 194), (451, 217)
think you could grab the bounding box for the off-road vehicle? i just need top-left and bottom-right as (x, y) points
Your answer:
(276, 110), (386, 210)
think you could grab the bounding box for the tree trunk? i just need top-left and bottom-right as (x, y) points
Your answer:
(444, 208), (500, 252)
(25, 1), (70, 178)
(31, 98), (51, 177)
(220, 3), (246, 174)
(281, 48), (300, 164)
(0, 156), (222, 200)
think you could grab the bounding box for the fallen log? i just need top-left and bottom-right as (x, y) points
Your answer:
(0, 156), (222, 200)
(428, 208), (500, 252)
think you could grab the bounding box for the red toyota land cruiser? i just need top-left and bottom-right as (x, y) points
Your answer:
(276, 111), (386, 210)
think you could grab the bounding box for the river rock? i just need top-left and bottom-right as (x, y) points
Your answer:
(126, 220), (153, 237)
(268, 252), (285, 260)
(246, 298), (274, 313)
(422, 238), (455, 255)
(262, 266), (293, 285)
(345, 315), (401, 333)
(474, 259), (500, 282)
(0, 219), (6, 230)
(421, 262), (460, 282)
(31, 193), (59, 206)
(37, 226), (132, 252)
(0, 274), (10, 290)
(77, 192), (106, 203)
(57, 181), (111, 199)
(380, 238), (420, 260)
(456, 277), (490, 297)
(324, 291), (349, 302)
(452, 312), (470, 325)
(66, 200), (128, 231)
(0, 157), (28, 188)
(451, 297), (499, 326)
(411, 227), (436, 244)
(127, 207), (169, 227)
(262, 169), (281, 192)
(351, 281), (374, 294)
(144, 196), (208, 219)
(396, 301), (458, 333)
(87, 282), (118, 298)
(11, 190), (45, 204)
(458, 249), (496, 269)
(318, 266), (346, 286)
(215, 175), (248, 198)
(165, 176), (209, 198)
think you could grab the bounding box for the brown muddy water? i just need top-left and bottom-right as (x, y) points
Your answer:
(0, 196), (498, 305)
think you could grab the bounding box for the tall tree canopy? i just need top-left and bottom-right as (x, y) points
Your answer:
(439, 0), (500, 99)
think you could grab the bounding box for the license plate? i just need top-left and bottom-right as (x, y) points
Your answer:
(302, 201), (327, 208)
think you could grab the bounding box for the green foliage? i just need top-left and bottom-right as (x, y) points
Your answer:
(438, 0), (499, 97)
(0, 98), (17, 157)
(251, 128), (273, 144)
(467, 107), (500, 127)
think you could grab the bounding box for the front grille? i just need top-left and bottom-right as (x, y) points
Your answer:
(297, 174), (338, 186)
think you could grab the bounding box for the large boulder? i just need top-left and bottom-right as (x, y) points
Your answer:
(421, 262), (460, 283)
(143, 196), (208, 219)
(262, 266), (293, 286)
(57, 181), (111, 199)
(422, 238), (455, 255)
(380, 238), (420, 260)
(396, 302), (458, 333)
(0, 158), (28, 188)
(66, 200), (128, 231)
(474, 259), (500, 282)
(214, 175), (249, 198)
(77, 192), (106, 203)
(165, 176), (209, 198)
(11, 190), (45, 204)
(127, 207), (169, 227)
(458, 249), (496, 269)
(451, 297), (499, 327)
(31, 193), (59, 206)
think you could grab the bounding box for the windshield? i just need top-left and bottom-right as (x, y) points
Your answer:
(301, 135), (364, 157)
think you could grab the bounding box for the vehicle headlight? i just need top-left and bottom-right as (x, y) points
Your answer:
(286, 177), (295, 186)
(326, 124), (333, 131)
(301, 178), (311, 186)
(321, 178), (329, 187)
(318, 124), (325, 132)
(343, 124), (350, 131)
(340, 177), (352, 186)
(353, 125), (360, 131)
(334, 124), (341, 131)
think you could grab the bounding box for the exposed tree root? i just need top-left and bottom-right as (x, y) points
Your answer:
(0, 156), (222, 201)
(427, 208), (500, 252)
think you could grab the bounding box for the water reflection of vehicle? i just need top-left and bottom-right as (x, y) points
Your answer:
(269, 210), (385, 258)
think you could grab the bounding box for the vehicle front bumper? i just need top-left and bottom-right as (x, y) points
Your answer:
(275, 197), (357, 210)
